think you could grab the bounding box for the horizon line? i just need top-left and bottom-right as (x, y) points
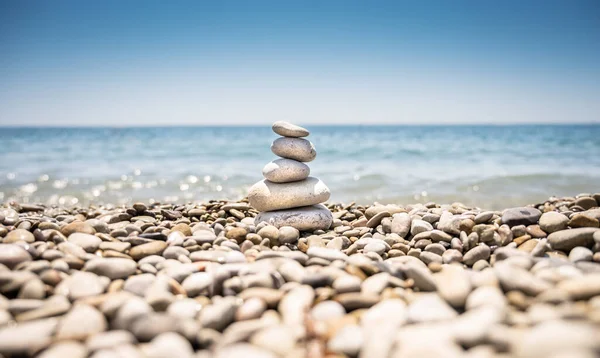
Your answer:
(0, 121), (599, 129)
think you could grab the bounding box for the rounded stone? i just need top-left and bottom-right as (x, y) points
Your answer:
(256, 225), (279, 241)
(248, 177), (330, 212)
(235, 297), (267, 321)
(270, 137), (316, 162)
(4, 229), (35, 243)
(129, 241), (168, 260)
(501, 207), (542, 227)
(272, 121), (309, 137)
(60, 222), (96, 236)
(84, 258), (137, 280)
(0, 243), (32, 268)
(55, 304), (107, 340)
(462, 245), (491, 266)
(278, 226), (300, 244)
(255, 204), (333, 231)
(539, 211), (569, 233)
(262, 159), (310, 183)
(548, 228), (599, 252)
(38, 341), (87, 358)
(68, 233), (102, 253)
(569, 246), (593, 262)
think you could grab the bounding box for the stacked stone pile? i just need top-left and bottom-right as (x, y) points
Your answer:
(248, 121), (333, 231)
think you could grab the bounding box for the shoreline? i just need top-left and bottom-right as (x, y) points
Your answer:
(0, 193), (599, 357)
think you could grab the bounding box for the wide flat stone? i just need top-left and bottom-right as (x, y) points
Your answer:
(255, 204), (333, 231)
(271, 137), (316, 162)
(547, 227), (599, 252)
(501, 207), (542, 227)
(272, 121), (309, 137)
(248, 177), (330, 212)
(262, 158), (310, 183)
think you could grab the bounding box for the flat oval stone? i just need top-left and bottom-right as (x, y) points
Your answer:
(271, 137), (316, 162)
(262, 158), (310, 183)
(255, 204), (333, 231)
(272, 121), (309, 137)
(248, 177), (330, 212)
(501, 207), (542, 227)
(547, 227), (599, 252)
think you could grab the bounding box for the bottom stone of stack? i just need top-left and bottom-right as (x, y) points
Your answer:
(255, 204), (333, 231)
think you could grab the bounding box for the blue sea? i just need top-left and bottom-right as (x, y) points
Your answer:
(0, 125), (599, 210)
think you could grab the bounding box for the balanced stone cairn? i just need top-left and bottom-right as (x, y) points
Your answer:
(248, 121), (333, 231)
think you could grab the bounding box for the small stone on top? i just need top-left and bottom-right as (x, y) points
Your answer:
(272, 121), (310, 138)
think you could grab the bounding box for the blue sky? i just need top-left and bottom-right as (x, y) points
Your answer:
(1, 0), (599, 126)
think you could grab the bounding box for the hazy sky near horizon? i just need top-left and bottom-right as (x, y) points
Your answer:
(1, 0), (599, 126)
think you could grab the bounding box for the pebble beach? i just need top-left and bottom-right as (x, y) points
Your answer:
(1, 194), (600, 358)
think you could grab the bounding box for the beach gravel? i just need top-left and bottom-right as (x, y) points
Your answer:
(0, 193), (599, 357)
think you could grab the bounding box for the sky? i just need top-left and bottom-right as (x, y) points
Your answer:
(1, 0), (599, 126)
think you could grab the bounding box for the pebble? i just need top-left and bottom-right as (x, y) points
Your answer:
(55, 271), (106, 300)
(574, 196), (598, 210)
(130, 313), (180, 341)
(86, 330), (137, 351)
(279, 285), (314, 325)
(462, 245), (491, 266)
(391, 212), (412, 237)
(327, 324), (363, 357)
(407, 293), (458, 322)
(310, 300), (345, 321)
(0, 243), (32, 268)
(4, 229), (35, 243)
(333, 275), (362, 293)
(494, 262), (551, 296)
(182, 272), (213, 297)
(569, 246), (593, 262)
(248, 177), (330, 212)
(84, 258), (137, 280)
(435, 265), (472, 308)
(557, 273), (600, 300)
(256, 225), (279, 242)
(56, 304), (107, 340)
(68, 233), (102, 252)
(465, 286), (507, 311)
(501, 207), (542, 227)
(200, 297), (237, 331)
(334, 292), (379, 310)
(262, 159), (310, 183)
(38, 341), (88, 358)
(144, 332), (195, 358)
(235, 297), (267, 321)
(539, 211), (569, 233)
(364, 241), (387, 255)
(366, 211), (390, 228)
(515, 320), (600, 357)
(255, 204), (333, 231)
(272, 121), (309, 137)
(569, 213), (600, 228)
(250, 324), (297, 356)
(61, 221), (96, 236)
(0, 317), (59, 354)
(307, 246), (348, 262)
(278, 226), (299, 244)
(410, 219), (433, 235)
(548, 228), (599, 252)
(270, 137), (316, 162)
(129, 241), (168, 260)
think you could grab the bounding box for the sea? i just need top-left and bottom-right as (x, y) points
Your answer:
(1, 125), (599, 210)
